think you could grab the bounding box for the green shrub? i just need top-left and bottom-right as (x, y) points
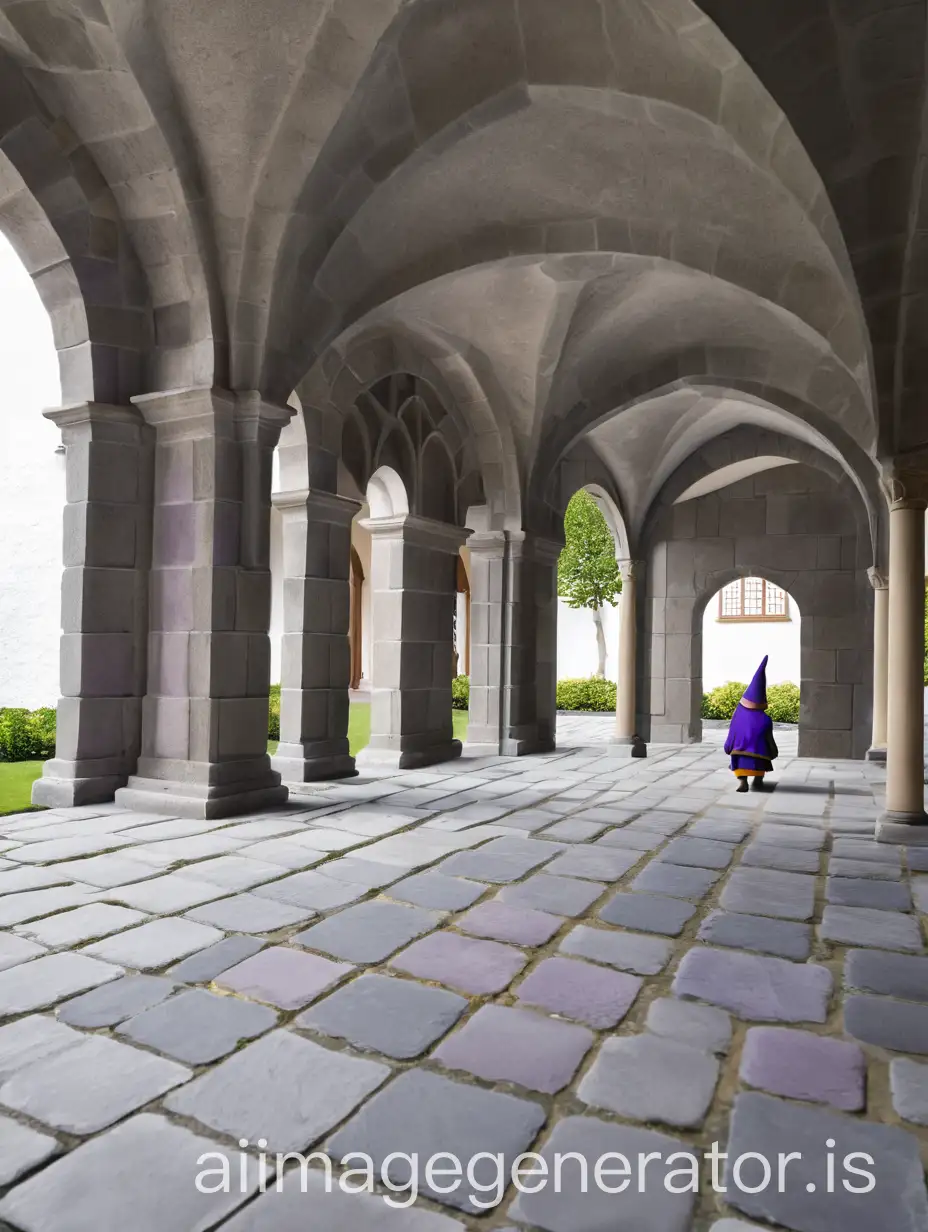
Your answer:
(268, 684), (281, 741)
(767, 682), (800, 724)
(0, 707), (57, 762)
(556, 677), (617, 712)
(451, 675), (469, 710)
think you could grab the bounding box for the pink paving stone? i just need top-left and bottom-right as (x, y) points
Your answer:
(434, 1004), (593, 1094)
(456, 901), (562, 946)
(215, 946), (352, 1010)
(389, 932), (527, 995)
(740, 1027), (866, 1112)
(516, 956), (642, 1029)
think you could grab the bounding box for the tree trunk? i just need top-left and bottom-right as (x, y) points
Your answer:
(593, 606), (607, 679)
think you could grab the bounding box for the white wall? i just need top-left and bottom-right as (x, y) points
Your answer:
(556, 599), (621, 681)
(0, 235), (64, 708)
(702, 592), (801, 689)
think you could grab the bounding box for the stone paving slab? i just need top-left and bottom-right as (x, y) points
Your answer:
(118, 988), (278, 1063)
(674, 947), (833, 1022)
(293, 900), (440, 963)
(631, 862), (722, 901)
(456, 900), (562, 946)
(0, 1016), (85, 1081)
(216, 946), (352, 1010)
(698, 910), (812, 960)
(516, 955), (642, 1028)
(168, 935), (265, 982)
(390, 931), (527, 994)
(0, 934), (47, 972)
(251, 869), (369, 910)
(599, 890), (697, 935)
(0, 952), (123, 1014)
(579, 1033), (719, 1128)
(820, 905), (924, 952)
(826, 876), (912, 911)
(740, 1026), (866, 1110)
(184, 893), (315, 932)
(559, 923), (673, 975)
(891, 1057), (928, 1126)
(83, 918), (224, 969)
(844, 948), (928, 1002)
(57, 973), (177, 1027)
(0, 1113), (58, 1186)
(496, 873), (606, 916)
(721, 867), (816, 921)
(844, 994), (928, 1054)
(645, 997), (732, 1054)
(387, 871), (486, 910)
(14, 903), (149, 948)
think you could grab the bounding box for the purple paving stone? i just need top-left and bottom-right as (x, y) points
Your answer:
(844, 949), (928, 1003)
(497, 874), (605, 917)
(891, 1058), (928, 1126)
(832, 838), (900, 865)
(740, 1027), (865, 1111)
(698, 911), (811, 961)
(720, 868), (815, 921)
(820, 905), (924, 953)
(909, 849), (928, 873)
(545, 847), (642, 882)
(826, 877), (912, 912)
(725, 1092), (928, 1232)
(631, 862), (721, 901)
(292, 900), (439, 963)
(659, 837), (735, 870)
(673, 948), (832, 1023)
(829, 857), (901, 881)
(516, 956), (641, 1028)
(388, 871), (486, 911)
(390, 931), (526, 995)
(599, 891), (697, 936)
(844, 995), (928, 1054)
(559, 924), (672, 975)
(168, 935), (264, 983)
(434, 1003), (593, 1094)
(215, 946), (352, 1010)
(915, 878), (928, 913)
(456, 901), (562, 946)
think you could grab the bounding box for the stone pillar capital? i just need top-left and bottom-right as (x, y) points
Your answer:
(272, 487), (360, 525)
(881, 453), (928, 509)
(131, 386), (235, 440)
(233, 390), (293, 449)
(43, 401), (146, 444)
(867, 566), (889, 591)
(619, 559), (646, 582)
(359, 514), (470, 555)
(465, 530), (508, 559)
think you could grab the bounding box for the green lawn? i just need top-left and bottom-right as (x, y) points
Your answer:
(0, 760), (44, 817)
(1, 706), (470, 818)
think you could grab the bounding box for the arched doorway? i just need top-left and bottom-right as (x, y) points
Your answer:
(454, 555), (470, 677)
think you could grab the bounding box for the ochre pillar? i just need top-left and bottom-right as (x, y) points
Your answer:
(878, 493), (928, 842)
(866, 567), (888, 763)
(610, 559), (646, 757)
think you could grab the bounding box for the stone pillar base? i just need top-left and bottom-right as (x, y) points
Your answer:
(355, 739), (462, 772)
(272, 744), (356, 782)
(32, 759), (127, 809)
(866, 746), (887, 763)
(114, 767), (287, 820)
(876, 811), (928, 845)
(501, 734), (556, 756)
(604, 737), (648, 759)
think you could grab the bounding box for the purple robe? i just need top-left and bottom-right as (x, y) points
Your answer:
(724, 703), (778, 772)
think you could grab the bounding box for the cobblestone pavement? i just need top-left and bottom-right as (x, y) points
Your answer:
(0, 740), (925, 1232)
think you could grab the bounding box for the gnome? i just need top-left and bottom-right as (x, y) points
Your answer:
(723, 656), (778, 792)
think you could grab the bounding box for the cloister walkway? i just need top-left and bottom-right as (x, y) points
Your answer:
(0, 738), (924, 1232)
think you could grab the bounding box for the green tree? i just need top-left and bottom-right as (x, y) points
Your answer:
(557, 490), (622, 678)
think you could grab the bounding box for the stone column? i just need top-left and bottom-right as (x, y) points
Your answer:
(878, 493), (928, 842)
(464, 531), (506, 755)
(33, 403), (152, 807)
(866, 567), (888, 763)
(271, 488), (358, 783)
(115, 387), (289, 818)
(610, 559), (647, 757)
(356, 514), (468, 770)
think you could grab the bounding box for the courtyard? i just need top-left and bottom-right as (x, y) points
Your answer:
(0, 728), (925, 1231)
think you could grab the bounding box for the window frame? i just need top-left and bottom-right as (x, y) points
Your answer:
(717, 578), (791, 623)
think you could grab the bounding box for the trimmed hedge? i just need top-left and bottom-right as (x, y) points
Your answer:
(0, 708), (57, 762)
(701, 680), (800, 724)
(557, 677), (617, 712)
(268, 684), (281, 741)
(451, 675), (469, 710)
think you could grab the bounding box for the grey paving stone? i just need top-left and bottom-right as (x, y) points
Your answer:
(439, 838), (559, 883)
(495, 809), (556, 832)
(579, 1033), (719, 1128)
(297, 973), (466, 1058)
(57, 974), (177, 1027)
(387, 871), (486, 911)
(741, 843), (821, 874)
(725, 1092), (928, 1231)
(826, 876), (912, 911)
(434, 1003), (593, 1094)
(188, 854), (292, 890)
(560, 923), (672, 975)
(832, 838), (899, 865)
(595, 827), (664, 852)
(390, 931), (526, 994)
(0, 1112), (261, 1232)
(497, 873), (606, 916)
(184, 893), (315, 932)
(659, 837), (736, 870)
(0, 885), (98, 928)
(844, 995), (928, 1054)
(0, 934), (46, 972)
(83, 918), (224, 969)
(709, 1223), (767, 1232)
(628, 810), (689, 835)
(820, 905), (924, 952)
(104, 872), (232, 913)
(0, 1114), (57, 1186)
(686, 817), (751, 843)
(844, 948), (928, 1003)
(673, 948), (832, 1022)
(293, 900), (439, 963)
(891, 1058), (928, 1126)
(541, 818), (607, 842)
(720, 868), (816, 921)
(914, 877), (928, 913)
(457, 900), (562, 946)
(165, 1029), (388, 1152)
(516, 956), (641, 1028)
(740, 1026), (865, 1111)
(545, 846), (643, 882)
(253, 869), (369, 910)
(0, 1016), (84, 1081)
(755, 823), (824, 850)
(119, 988), (277, 1063)
(645, 997), (732, 1054)
(698, 910), (812, 961)
(631, 862), (721, 901)
(47, 853), (160, 888)
(0, 866), (71, 894)
(168, 935), (265, 982)
(327, 1069), (546, 1215)
(0, 1035), (189, 1133)
(0, 952), (123, 1014)
(829, 856), (901, 881)
(216, 946), (352, 1010)
(909, 849), (928, 872)
(220, 1165), (464, 1232)
(313, 857), (408, 888)
(14, 903), (149, 948)
(234, 837), (327, 869)
(509, 1114), (698, 1231)
(599, 891), (697, 936)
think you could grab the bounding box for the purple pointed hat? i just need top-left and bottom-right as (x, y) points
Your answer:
(741, 656), (768, 709)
